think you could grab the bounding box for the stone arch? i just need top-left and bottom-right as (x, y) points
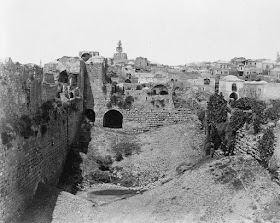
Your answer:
(125, 79), (131, 83)
(229, 92), (238, 100)
(103, 110), (123, 128)
(84, 109), (95, 122)
(151, 84), (169, 95)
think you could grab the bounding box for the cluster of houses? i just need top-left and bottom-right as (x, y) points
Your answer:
(82, 41), (280, 103)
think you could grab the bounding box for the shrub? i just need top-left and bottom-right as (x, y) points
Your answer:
(102, 85), (107, 95)
(106, 101), (112, 109)
(265, 99), (280, 121)
(257, 128), (275, 168)
(125, 96), (134, 104)
(229, 109), (247, 132)
(88, 170), (111, 183)
(95, 155), (113, 171)
(112, 142), (141, 160)
(207, 93), (228, 125)
(252, 100), (267, 134)
(232, 97), (267, 134)
(231, 97), (254, 110)
(16, 115), (34, 139)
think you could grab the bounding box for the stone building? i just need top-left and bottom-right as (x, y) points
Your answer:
(79, 51), (99, 58)
(135, 57), (150, 72)
(239, 81), (267, 100)
(211, 61), (230, 76)
(218, 75), (244, 100)
(269, 67), (280, 82)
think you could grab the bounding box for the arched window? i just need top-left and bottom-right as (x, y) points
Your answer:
(232, 83), (237, 92)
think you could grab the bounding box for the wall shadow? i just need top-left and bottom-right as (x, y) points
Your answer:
(57, 117), (92, 194)
(19, 183), (60, 223)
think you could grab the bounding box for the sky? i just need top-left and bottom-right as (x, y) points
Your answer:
(1, 0), (280, 65)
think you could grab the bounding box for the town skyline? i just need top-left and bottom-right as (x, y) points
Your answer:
(1, 0), (280, 65)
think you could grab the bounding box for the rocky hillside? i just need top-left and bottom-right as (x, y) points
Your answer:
(89, 155), (280, 223)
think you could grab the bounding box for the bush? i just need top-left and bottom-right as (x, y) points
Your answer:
(102, 85), (107, 95)
(16, 115), (34, 139)
(231, 97), (254, 110)
(88, 170), (111, 183)
(95, 155), (113, 171)
(207, 93), (228, 125)
(106, 101), (112, 109)
(265, 99), (280, 121)
(257, 128), (275, 167)
(252, 100), (267, 134)
(112, 142), (141, 160)
(125, 96), (134, 104)
(228, 109), (247, 132)
(232, 97), (267, 134)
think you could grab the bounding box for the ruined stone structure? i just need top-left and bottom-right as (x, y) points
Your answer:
(0, 59), (84, 222)
(135, 57), (150, 72)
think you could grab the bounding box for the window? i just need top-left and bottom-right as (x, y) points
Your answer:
(232, 83), (237, 92)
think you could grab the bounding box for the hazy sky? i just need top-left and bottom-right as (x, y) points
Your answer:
(1, 0), (280, 65)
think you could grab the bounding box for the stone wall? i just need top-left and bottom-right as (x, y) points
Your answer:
(234, 128), (261, 160)
(234, 126), (278, 162)
(95, 108), (194, 132)
(0, 60), (83, 223)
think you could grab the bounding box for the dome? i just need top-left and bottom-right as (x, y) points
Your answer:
(221, 75), (243, 81)
(128, 61), (135, 65)
(142, 86), (150, 92)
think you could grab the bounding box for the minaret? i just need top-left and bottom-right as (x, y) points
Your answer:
(116, 40), (123, 53)
(113, 40), (127, 63)
(276, 51), (280, 63)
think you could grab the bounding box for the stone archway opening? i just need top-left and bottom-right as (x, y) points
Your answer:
(84, 109), (95, 122)
(159, 90), (168, 95)
(151, 84), (169, 95)
(125, 79), (131, 83)
(229, 92), (238, 101)
(103, 110), (123, 128)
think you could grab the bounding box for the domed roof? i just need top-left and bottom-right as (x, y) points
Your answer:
(142, 86), (150, 92)
(128, 61), (135, 65)
(221, 75), (243, 82)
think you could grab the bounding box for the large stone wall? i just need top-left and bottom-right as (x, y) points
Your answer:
(234, 128), (261, 160)
(95, 108), (194, 133)
(0, 60), (83, 223)
(234, 125), (279, 162)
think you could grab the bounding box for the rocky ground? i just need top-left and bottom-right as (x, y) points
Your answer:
(20, 118), (280, 223)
